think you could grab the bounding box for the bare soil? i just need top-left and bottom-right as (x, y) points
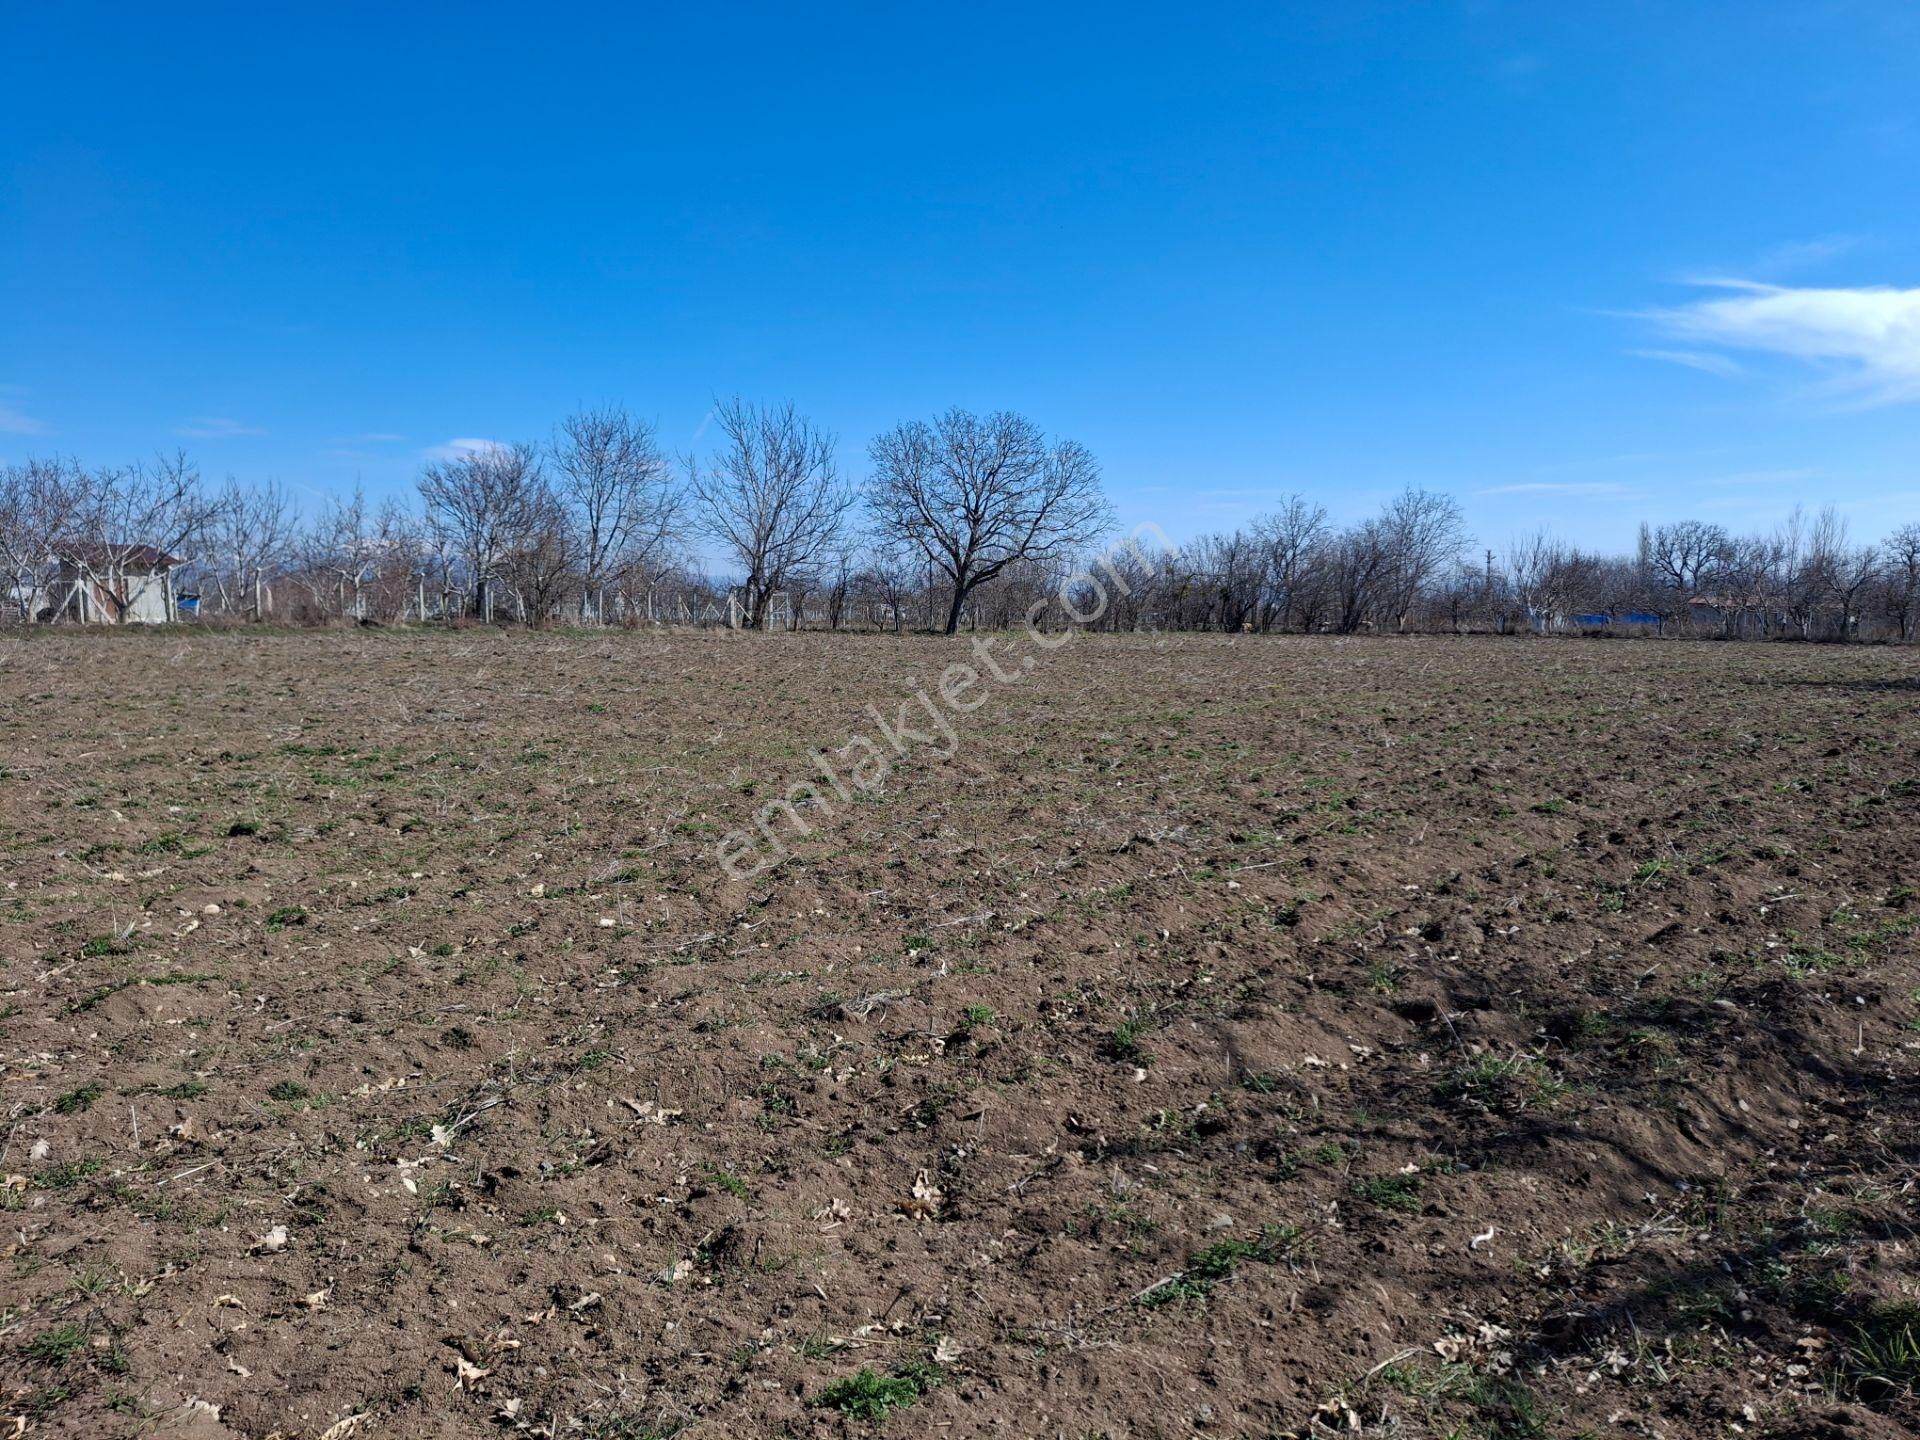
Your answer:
(3, 629), (1918, 1439)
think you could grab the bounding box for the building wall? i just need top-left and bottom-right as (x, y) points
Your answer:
(122, 570), (171, 623)
(50, 565), (175, 623)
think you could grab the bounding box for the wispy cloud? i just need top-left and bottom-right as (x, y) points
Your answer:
(0, 385), (47, 435)
(1694, 494), (1804, 516)
(1640, 279), (1920, 406)
(1532, 447), (1740, 475)
(0, 402), (46, 435)
(1753, 233), (1862, 279)
(1475, 481), (1636, 497)
(177, 416), (265, 439)
(424, 437), (507, 461)
(1628, 348), (1744, 379)
(1697, 467), (1817, 489)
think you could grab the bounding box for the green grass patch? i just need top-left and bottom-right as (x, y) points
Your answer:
(815, 1361), (943, 1420)
(54, 1084), (104, 1115)
(1138, 1224), (1307, 1306)
(1352, 1173), (1424, 1213)
(24, 1324), (89, 1365)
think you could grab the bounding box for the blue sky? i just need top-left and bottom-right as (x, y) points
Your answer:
(4, 2), (1920, 555)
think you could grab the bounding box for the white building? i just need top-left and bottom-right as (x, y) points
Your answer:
(45, 545), (185, 623)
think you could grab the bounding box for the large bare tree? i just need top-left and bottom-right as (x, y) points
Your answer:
(418, 442), (548, 620)
(1379, 486), (1469, 632)
(1330, 519), (1393, 633)
(550, 407), (681, 622)
(1253, 495), (1329, 631)
(866, 408), (1111, 635)
(687, 400), (853, 630)
(1641, 519), (1729, 613)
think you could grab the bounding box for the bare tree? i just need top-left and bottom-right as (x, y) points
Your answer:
(866, 408), (1112, 635)
(1810, 509), (1879, 641)
(1716, 532), (1783, 639)
(1588, 551), (1655, 626)
(1379, 487), (1469, 631)
(550, 407), (681, 623)
(688, 400), (853, 630)
(500, 485), (579, 624)
(1883, 522), (1920, 642)
(207, 477), (296, 619)
(1252, 496), (1329, 631)
(854, 544), (918, 632)
(1775, 507), (1816, 638)
(100, 451), (222, 560)
(1085, 532), (1166, 632)
(366, 497), (430, 622)
(1551, 547), (1611, 622)
(1432, 561), (1494, 633)
(418, 442), (547, 620)
(1640, 519), (1729, 627)
(782, 566), (822, 631)
(300, 488), (375, 620)
(0, 457), (91, 621)
(1330, 520), (1392, 633)
(973, 554), (1066, 630)
(1505, 529), (1565, 631)
(1184, 529), (1264, 631)
(822, 541), (858, 630)
(62, 451), (225, 622)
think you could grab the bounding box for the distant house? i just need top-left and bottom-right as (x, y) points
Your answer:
(44, 544), (186, 624)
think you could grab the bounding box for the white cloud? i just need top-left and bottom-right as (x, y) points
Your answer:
(424, 437), (508, 461)
(1532, 447), (1739, 475)
(0, 402), (46, 435)
(177, 416), (265, 439)
(1475, 482), (1635, 497)
(1697, 467), (1817, 488)
(1643, 279), (1920, 405)
(0, 385), (47, 435)
(1627, 348), (1744, 379)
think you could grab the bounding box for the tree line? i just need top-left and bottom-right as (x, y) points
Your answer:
(4, 401), (1917, 640)
(1077, 503), (1918, 641)
(0, 401), (1108, 632)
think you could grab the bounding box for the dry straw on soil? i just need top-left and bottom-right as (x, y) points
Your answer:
(2, 629), (1917, 1438)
